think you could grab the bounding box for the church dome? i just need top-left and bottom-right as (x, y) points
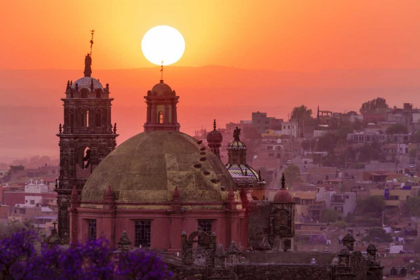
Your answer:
(228, 140), (247, 150)
(71, 77), (103, 90)
(82, 131), (237, 206)
(207, 120), (223, 144)
(273, 189), (293, 203)
(148, 80), (174, 96)
(273, 174), (294, 203)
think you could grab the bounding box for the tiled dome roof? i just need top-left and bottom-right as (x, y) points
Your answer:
(82, 131), (237, 207)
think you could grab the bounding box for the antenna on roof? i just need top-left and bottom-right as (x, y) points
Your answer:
(160, 60), (164, 82)
(89, 30), (95, 57)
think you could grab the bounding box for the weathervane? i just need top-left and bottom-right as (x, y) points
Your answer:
(160, 60), (164, 82)
(89, 30), (95, 56)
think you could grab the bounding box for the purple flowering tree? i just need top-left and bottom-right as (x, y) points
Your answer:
(0, 230), (172, 280)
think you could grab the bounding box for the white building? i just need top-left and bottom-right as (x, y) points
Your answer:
(280, 121), (298, 138)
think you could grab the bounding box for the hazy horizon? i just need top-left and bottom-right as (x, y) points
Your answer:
(0, 65), (419, 162)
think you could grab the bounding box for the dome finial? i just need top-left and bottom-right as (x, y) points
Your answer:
(160, 60), (164, 83)
(213, 119), (216, 131)
(281, 173), (286, 189)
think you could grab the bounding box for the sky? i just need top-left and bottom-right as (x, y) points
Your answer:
(1, 0), (419, 72)
(0, 0), (420, 161)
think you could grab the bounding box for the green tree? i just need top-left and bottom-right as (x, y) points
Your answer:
(358, 142), (385, 162)
(336, 125), (354, 140)
(358, 196), (385, 214)
(291, 105), (312, 137)
(360, 97), (389, 114)
(362, 227), (393, 243)
(317, 133), (340, 152)
(386, 124), (408, 135)
(407, 197), (420, 217)
(320, 210), (340, 223)
(283, 163), (301, 185)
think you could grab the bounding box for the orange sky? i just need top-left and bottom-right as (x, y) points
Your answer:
(1, 0), (419, 72)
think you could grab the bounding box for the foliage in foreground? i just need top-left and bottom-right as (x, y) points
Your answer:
(0, 229), (172, 280)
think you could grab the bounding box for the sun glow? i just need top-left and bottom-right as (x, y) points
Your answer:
(141, 25), (185, 66)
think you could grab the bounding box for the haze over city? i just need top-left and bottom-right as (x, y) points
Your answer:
(1, 2), (420, 279)
(1, 0), (420, 160)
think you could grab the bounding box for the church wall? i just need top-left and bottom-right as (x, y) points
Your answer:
(75, 207), (246, 251)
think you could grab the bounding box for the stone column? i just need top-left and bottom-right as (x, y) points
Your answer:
(172, 103), (178, 123)
(151, 103), (157, 124)
(146, 103), (151, 122)
(164, 103), (170, 124)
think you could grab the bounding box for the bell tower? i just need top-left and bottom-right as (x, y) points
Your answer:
(56, 35), (118, 240)
(144, 80), (180, 132)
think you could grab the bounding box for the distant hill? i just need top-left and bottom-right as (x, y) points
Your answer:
(0, 66), (419, 161)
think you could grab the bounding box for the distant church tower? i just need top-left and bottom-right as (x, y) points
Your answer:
(56, 36), (118, 239)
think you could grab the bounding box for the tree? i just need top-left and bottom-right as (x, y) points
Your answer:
(406, 197), (420, 217)
(358, 196), (385, 214)
(358, 141), (385, 162)
(291, 105), (312, 137)
(283, 163), (301, 185)
(317, 133), (340, 152)
(0, 229), (172, 280)
(362, 228), (393, 243)
(360, 97), (389, 114)
(336, 125), (354, 140)
(320, 210), (340, 223)
(386, 124), (408, 135)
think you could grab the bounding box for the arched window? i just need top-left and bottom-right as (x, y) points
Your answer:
(158, 111), (164, 124)
(86, 110), (90, 127)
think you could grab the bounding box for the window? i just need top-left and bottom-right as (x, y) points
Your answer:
(87, 219), (97, 240)
(158, 112), (164, 124)
(30, 200), (35, 204)
(198, 220), (212, 234)
(135, 221), (151, 247)
(20, 209), (25, 214)
(96, 89), (102, 98)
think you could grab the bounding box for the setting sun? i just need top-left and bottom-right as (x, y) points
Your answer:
(141, 25), (185, 66)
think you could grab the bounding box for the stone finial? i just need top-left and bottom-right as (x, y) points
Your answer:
(342, 234), (355, 251)
(103, 186), (114, 204)
(367, 244), (380, 266)
(113, 123), (117, 134)
(258, 236), (271, 250)
(338, 247), (350, 266)
(281, 173), (286, 189)
(59, 123), (62, 134)
(71, 185), (78, 197)
(213, 119), (217, 131)
(227, 241), (240, 254)
(118, 230), (132, 253)
(173, 186), (180, 200)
